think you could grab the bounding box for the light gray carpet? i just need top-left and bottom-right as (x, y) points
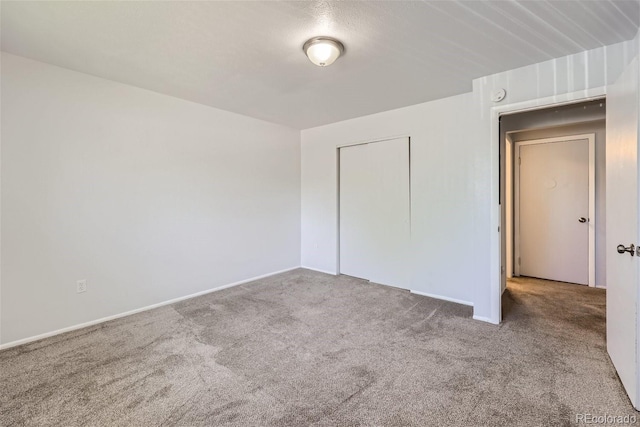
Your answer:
(0, 269), (636, 426)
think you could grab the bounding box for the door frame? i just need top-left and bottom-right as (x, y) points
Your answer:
(513, 134), (596, 286)
(489, 87), (606, 324)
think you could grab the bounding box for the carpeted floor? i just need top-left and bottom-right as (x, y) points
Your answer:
(0, 269), (636, 426)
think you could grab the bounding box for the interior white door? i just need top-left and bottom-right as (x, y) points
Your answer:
(606, 57), (639, 409)
(339, 137), (410, 289)
(517, 138), (590, 285)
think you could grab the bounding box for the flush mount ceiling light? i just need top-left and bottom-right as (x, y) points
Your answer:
(303, 36), (345, 67)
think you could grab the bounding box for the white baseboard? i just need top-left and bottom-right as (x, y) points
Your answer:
(410, 289), (473, 307)
(0, 266), (300, 351)
(300, 266), (338, 276)
(472, 315), (499, 324)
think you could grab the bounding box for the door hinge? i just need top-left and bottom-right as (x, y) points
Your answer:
(518, 157), (521, 165)
(518, 257), (521, 266)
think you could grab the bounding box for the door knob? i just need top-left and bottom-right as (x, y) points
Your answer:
(617, 244), (636, 256)
(578, 217), (587, 223)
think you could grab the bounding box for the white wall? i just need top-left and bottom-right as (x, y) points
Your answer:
(0, 53), (301, 345)
(505, 134), (513, 282)
(302, 93), (478, 305)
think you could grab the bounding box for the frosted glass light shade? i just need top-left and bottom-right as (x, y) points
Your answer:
(303, 37), (344, 67)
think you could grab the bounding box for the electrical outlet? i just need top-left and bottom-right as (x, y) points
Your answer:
(77, 279), (87, 293)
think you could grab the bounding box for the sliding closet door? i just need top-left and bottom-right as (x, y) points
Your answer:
(339, 137), (410, 289)
(339, 143), (373, 280)
(368, 138), (410, 288)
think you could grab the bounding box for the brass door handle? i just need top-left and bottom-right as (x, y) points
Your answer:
(617, 244), (636, 256)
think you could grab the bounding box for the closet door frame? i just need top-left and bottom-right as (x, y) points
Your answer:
(337, 135), (411, 287)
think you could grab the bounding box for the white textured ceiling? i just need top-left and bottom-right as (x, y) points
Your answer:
(2, 1), (639, 129)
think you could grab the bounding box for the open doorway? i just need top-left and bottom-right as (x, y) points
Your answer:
(500, 99), (607, 317)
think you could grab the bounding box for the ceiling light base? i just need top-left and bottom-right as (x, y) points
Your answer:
(303, 36), (345, 67)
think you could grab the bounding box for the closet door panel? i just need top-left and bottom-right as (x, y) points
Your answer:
(339, 143), (373, 280)
(368, 138), (410, 288)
